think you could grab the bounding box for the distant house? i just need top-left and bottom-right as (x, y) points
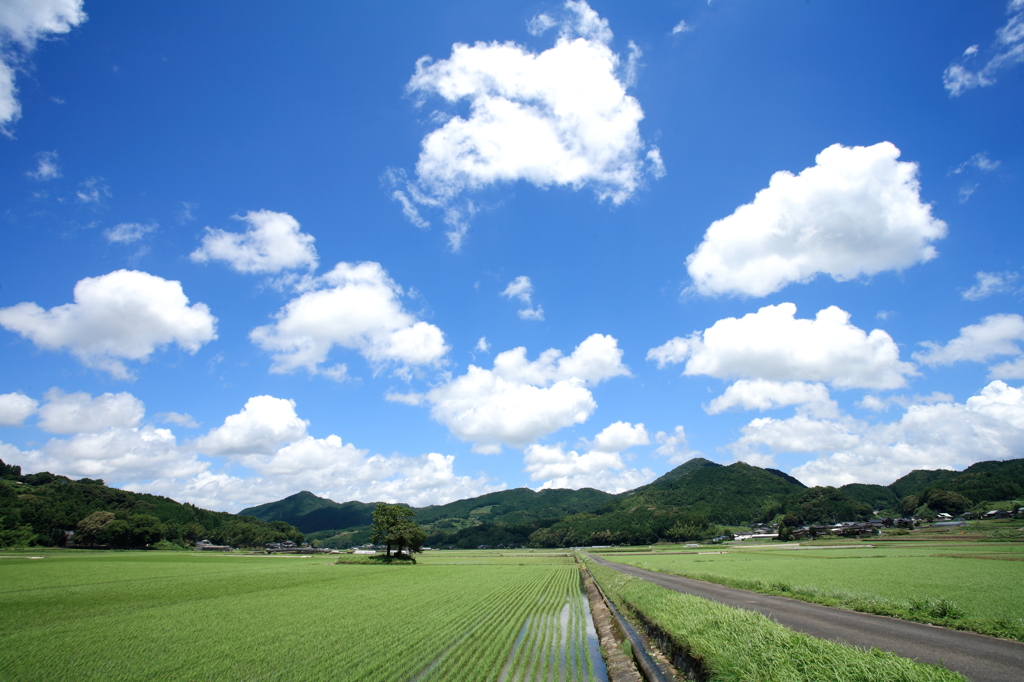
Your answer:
(195, 539), (233, 551)
(984, 510), (1012, 520)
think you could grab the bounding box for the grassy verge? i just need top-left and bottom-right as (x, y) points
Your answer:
(616, 563), (1024, 642)
(586, 560), (966, 682)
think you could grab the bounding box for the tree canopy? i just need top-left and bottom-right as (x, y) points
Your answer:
(370, 502), (426, 560)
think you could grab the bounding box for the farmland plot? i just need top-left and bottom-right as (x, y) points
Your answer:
(0, 552), (604, 682)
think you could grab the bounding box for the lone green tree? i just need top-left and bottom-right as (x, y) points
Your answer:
(370, 503), (427, 561)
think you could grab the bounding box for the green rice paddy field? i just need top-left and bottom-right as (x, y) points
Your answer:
(595, 539), (1024, 640)
(0, 550), (602, 682)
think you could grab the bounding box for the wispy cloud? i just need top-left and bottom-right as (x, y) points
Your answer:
(943, 1), (1024, 96)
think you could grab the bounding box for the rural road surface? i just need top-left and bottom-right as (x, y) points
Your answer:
(588, 554), (1024, 682)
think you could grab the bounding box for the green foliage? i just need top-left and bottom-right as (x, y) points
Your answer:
(370, 502), (427, 558)
(0, 463), (302, 548)
(890, 459), (1024, 503)
(0, 458), (21, 479)
(920, 490), (973, 515)
(838, 483), (899, 511)
(759, 486), (872, 526)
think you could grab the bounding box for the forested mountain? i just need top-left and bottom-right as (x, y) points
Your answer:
(242, 485), (610, 540)
(0, 459), (303, 548)
(837, 483), (899, 511)
(5, 455), (1022, 550)
(525, 461), (807, 547)
(240, 492), (379, 533)
(887, 458), (1024, 516)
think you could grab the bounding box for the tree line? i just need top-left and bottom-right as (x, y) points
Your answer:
(0, 460), (303, 549)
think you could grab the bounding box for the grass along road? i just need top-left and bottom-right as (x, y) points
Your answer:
(587, 553), (1024, 682)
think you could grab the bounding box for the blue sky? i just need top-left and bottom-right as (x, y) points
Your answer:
(1, 1), (1022, 512)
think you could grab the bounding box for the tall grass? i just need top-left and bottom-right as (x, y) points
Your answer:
(586, 560), (967, 682)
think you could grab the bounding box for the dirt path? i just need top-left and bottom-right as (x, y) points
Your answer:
(588, 554), (1024, 682)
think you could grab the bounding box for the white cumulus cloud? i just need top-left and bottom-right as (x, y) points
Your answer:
(653, 426), (698, 465)
(0, 392), (38, 426)
(389, 333), (629, 453)
(190, 210), (318, 274)
(913, 314), (1024, 378)
(393, 0), (661, 250)
(0, 0), (86, 133)
(685, 142), (947, 298)
(523, 420), (655, 492)
(9, 426), (208, 484)
(732, 381), (1024, 487)
(38, 389), (145, 434)
(0, 269), (218, 379)
(706, 380), (839, 419)
(191, 396), (310, 457)
(648, 303), (914, 390)
(250, 261), (448, 378)
(591, 420), (649, 452)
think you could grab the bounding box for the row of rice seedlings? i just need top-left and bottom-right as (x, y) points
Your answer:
(423, 566), (553, 681)
(496, 565), (597, 682)
(586, 560), (968, 682)
(358, 567), (534, 680)
(505, 567), (566, 681)
(450, 566), (567, 682)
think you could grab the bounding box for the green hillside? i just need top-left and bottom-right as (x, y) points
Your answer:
(0, 459), (303, 548)
(240, 492), (380, 533)
(527, 460), (809, 547)
(838, 483), (899, 511)
(889, 458), (1024, 510)
(242, 486), (615, 543)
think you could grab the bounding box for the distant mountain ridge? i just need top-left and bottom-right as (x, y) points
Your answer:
(240, 487), (614, 535)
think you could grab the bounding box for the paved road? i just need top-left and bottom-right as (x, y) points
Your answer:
(588, 554), (1024, 682)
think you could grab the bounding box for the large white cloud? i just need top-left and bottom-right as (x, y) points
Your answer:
(135, 445), (502, 513)
(0, 270), (218, 379)
(389, 333), (629, 453)
(913, 314), (1024, 379)
(733, 381), (1024, 487)
(37, 389), (145, 434)
(250, 261), (448, 379)
(191, 396), (309, 457)
(153, 396), (502, 511)
(943, 1), (1024, 96)
(4, 392), (502, 512)
(7, 426), (208, 483)
(591, 420), (649, 452)
(0, 393), (38, 427)
(0, 0), (86, 132)
(685, 142), (947, 297)
(523, 419), (655, 492)
(190, 210), (318, 274)
(706, 380), (838, 419)
(648, 303), (915, 390)
(393, 0), (662, 249)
